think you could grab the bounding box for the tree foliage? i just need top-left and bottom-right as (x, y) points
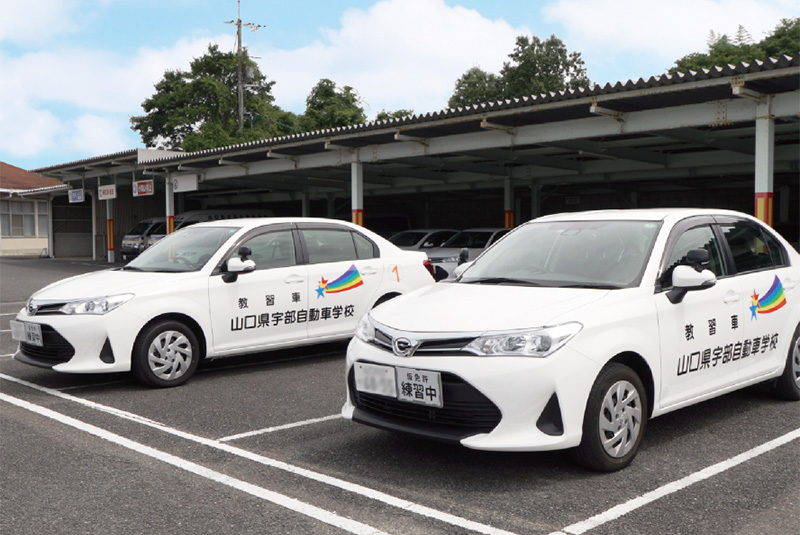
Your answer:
(301, 79), (367, 131)
(130, 44), (297, 151)
(375, 109), (414, 121)
(669, 18), (799, 74)
(448, 34), (590, 108)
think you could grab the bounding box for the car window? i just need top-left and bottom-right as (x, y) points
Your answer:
(237, 230), (296, 270)
(460, 220), (660, 288)
(662, 225), (726, 286)
(389, 231), (426, 247)
(720, 221), (784, 273)
(425, 231), (456, 247)
(303, 229), (359, 264)
(353, 232), (377, 259)
(443, 231), (494, 248)
(127, 226), (239, 272)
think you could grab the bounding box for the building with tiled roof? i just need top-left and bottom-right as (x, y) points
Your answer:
(1, 162), (67, 256)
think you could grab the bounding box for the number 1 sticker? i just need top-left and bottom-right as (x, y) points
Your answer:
(391, 265), (400, 282)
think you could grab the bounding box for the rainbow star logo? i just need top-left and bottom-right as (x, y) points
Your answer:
(316, 265), (363, 298)
(750, 275), (787, 320)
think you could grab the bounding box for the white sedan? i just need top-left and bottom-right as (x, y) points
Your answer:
(11, 218), (436, 387)
(344, 209), (800, 471)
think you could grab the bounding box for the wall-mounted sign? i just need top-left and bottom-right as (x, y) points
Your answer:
(133, 180), (154, 197)
(68, 189), (84, 203)
(98, 184), (117, 200)
(172, 174), (198, 193)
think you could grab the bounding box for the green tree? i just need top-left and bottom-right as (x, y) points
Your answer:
(301, 79), (367, 130)
(447, 34), (590, 108)
(500, 34), (590, 98)
(669, 18), (799, 74)
(447, 67), (502, 108)
(130, 44), (296, 151)
(375, 109), (414, 121)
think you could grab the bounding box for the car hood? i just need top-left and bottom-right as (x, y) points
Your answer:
(370, 283), (609, 333)
(31, 269), (196, 301)
(426, 247), (483, 260)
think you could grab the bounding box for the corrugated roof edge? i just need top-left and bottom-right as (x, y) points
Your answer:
(35, 53), (800, 171)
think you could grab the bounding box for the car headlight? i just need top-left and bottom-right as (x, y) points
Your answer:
(59, 294), (134, 315)
(464, 323), (582, 357)
(355, 313), (375, 342)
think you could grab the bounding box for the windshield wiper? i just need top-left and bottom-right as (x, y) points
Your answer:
(461, 277), (540, 286)
(560, 283), (623, 289)
(119, 266), (144, 271)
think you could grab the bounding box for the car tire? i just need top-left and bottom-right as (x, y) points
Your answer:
(773, 323), (800, 401)
(132, 320), (200, 388)
(571, 363), (648, 472)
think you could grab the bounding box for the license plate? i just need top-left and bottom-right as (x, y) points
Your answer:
(354, 362), (397, 397)
(10, 320), (43, 347)
(354, 363), (444, 408)
(395, 366), (443, 408)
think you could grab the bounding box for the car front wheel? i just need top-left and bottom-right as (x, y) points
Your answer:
(132, 320), (200, 388)
(571, 363), (647, 472)
(773, 323), (800, 401)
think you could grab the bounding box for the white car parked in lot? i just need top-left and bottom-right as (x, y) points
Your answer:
(426, 227), (511, 278)
(344, 209), (800, 471)
(11, 218), (436, 387)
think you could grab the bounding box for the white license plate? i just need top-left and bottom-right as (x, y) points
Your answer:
(354, 362), (397, 397)
(354, 363), (444, 408)
(10, 320), (43, 347)
(395, 366), (443, 408)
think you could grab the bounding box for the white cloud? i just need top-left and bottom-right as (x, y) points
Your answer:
(543, 0), (798, 82)
(259, 0), (528, 117)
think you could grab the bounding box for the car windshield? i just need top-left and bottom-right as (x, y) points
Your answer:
(125, 222), (152, 235)
(389, 231), (427, 246)
(442, 231), (494, 248)
(459, 220), (661, 288)
(125, 226), (239, 272)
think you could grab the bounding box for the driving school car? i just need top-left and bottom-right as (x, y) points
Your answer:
(343, 209), (800, 471)
(11, 218), (436, 387)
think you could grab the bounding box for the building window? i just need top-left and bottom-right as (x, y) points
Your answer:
(0, 199), (49, 237)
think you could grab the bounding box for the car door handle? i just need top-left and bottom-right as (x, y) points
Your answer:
(284, 275), (305, 284)
(723, 292), (741, 304)
(361, 267), (378, 276)
(783, 278), (797, 292)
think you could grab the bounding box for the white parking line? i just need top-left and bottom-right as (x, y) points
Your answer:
(0, 392), (390, 535)
(548, 427), (800, 535)
(219, 414), (342, 442)
(0, 373), (519, 535)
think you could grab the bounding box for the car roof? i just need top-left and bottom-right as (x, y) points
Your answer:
(188, 217), (377, 233)
(532, 208), (757, 224)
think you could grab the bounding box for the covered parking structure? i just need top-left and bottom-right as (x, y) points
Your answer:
(36, 54), (799, 260)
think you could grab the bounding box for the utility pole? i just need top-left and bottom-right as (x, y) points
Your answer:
(225, 0), (263, 133)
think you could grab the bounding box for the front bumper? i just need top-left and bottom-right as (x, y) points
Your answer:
(12, 309), (144, 374)
(343, 336), (600, 451)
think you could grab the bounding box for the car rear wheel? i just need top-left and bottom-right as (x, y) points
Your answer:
(571, 363), (647, 472)
(773, 323), (800, 401)
(132, 320), (199, 388)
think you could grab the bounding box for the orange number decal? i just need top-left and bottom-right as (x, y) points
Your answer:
(392, 265), (400, 282)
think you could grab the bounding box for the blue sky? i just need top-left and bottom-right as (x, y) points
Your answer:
(1, 0), (796, 171)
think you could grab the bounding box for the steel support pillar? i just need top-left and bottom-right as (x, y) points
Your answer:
(351, 162), (364, 226)
(504, 178), (514, 228)
(754, 98), (775, 226)
(165, 175), (175, 234)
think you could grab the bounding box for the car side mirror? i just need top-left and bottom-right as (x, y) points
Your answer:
(457, 248), (469, 265)
(421, 241), (434, 248)
(452, 261), (473, 279)
(666, 265), (717, 304)
(222, 256), (256, 283)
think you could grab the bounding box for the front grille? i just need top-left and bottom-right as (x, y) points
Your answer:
(18, 325), (75, 365)
(373, 327), (475, 356)
(349, 364), (501, 438)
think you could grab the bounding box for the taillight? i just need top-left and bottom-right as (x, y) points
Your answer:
(423, 259), (436, 280)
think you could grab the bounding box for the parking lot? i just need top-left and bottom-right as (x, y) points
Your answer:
(1, 256), (798, 535)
